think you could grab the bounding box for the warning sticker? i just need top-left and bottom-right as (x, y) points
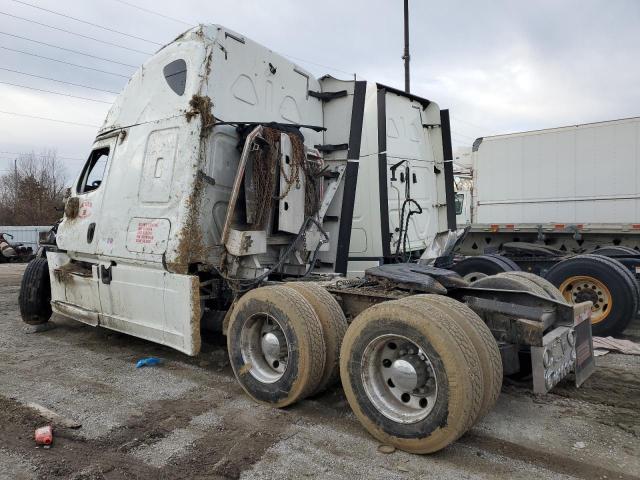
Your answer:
(78, 200), (92, 218)
(126, 217), (170, 254)
(135, 221), (160, 244)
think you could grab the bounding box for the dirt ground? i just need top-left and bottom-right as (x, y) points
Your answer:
(0, 263), (639, 480)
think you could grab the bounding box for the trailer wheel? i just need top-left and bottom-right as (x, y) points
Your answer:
(451, 254), (520, 283)
(227, 285), (326, 408)
(591, 245), (638, 256)
(469, 274), (548, 298)
(286, 282), (348, 395)
(496, 271), (566, 302)
(19, 257), (52, 325)
(404, 295), (502, 421)
(340, 300), (482, 454)
(545, 255), (638, 336)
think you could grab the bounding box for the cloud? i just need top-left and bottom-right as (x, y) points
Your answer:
(0, 0), (638, 168)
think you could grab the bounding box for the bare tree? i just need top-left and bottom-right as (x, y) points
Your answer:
(0, 150), (68, 225)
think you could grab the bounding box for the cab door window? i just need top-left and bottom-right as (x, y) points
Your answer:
(78, 147), (110, 194)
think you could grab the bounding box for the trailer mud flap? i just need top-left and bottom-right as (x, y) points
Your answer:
(531, 301), (594, 394)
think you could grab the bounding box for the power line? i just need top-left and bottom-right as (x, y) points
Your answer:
(0, 110), (100, 128)
(0, 31), (138, 68)
(451, 130), (476, 140)
(10, 0), (163, 46)
(112, 0), (192, 26)
(0, 81), (113, 104)
(0, 151), (84, 161)
(0, 11), (153, 55)
(280, 53), (354, 77)
(0, 46), (129, 78)
(451, 116), (484, 130)
(107, 0), (355, 77)
(0, 67), (120, 94)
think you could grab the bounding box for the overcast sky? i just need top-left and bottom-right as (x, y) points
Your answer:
(1, 0), (639, 178)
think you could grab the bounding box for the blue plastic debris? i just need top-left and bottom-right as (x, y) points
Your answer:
(136, 357), (161, 368)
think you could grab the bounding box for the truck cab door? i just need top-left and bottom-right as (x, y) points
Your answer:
(56, 136), (117, 256)
(50, 136), (118, 319)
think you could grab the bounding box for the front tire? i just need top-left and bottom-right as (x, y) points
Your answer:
(19, 257), (52, 325)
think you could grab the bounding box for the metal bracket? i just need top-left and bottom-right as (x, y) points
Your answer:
(314, 143), (348, 153)
(308, 90), (348, 102)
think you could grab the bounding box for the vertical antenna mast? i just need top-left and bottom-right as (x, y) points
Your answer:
(403, 0), (410, 93)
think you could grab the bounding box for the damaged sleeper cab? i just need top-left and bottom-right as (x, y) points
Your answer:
(18, 24), (595, 455)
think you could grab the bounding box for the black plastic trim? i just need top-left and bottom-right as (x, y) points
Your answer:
(348, 256), (383, 263)
(376, 82), (431, 109)
(314, 143), (348, 153)
(377, 87), (391, 259)
(309, 90), (348, 102)
(440, 109), (457, 231)
(335, 80), (366, 275)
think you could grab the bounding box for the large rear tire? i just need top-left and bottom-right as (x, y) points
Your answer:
(451, 254), (520, 283)
(545, 255), (638, 336)
(403, 295), (502, 421)
(19, 257), (52, 325)
(286, 282), (348, 395)
(227, 285), (326, 408)
(340, 300), (482, 454)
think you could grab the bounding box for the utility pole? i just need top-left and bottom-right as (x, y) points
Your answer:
(403, 0), (410, 93)
(13, 158), (17, 218)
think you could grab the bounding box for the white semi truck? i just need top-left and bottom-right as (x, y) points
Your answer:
(18, 24), (595, 454)
(451, 117), (640, 337)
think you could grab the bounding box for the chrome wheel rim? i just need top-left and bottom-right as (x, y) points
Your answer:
(361, 334), (438, 424)
(240, 313), (289, 383)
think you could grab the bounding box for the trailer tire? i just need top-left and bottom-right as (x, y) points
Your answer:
(340, 300), (482, 454)
(451, 254), (520, 283)
(486, 253), (520, 271)
(591, 245), (638, 257)
(404, 295), (502, 421)
(545, 255), (638, 336)
(286, 282), (348, 395)
(227, 286), (326, 408)
(497, 271), (567, 302)
(19, 257), (52, 325)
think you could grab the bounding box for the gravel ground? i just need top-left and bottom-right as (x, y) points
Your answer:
(0, 263), (639, 480)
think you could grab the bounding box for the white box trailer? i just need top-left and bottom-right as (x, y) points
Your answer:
(18, 24), (595, 455)
(466, 116), (640, 246)
(451, 117), (640, 337)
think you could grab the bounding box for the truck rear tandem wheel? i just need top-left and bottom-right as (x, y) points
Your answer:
(403, 294), (503, 420)
(286, 282), (349, 395)
(339, 300), (483, 454)
(226, 285), (326, 408)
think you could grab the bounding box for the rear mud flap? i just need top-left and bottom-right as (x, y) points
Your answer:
(531, 302), (594, 394)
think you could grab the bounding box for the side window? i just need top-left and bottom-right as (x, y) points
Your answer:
(454, 193), (464, 215)
(77, 147), (110, 194)
(163, 59), (187, 95)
